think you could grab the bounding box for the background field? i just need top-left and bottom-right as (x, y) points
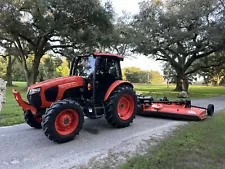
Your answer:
(0, 81), (225, 126)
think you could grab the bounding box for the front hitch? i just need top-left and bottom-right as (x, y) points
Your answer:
(12, 89), (37, 114)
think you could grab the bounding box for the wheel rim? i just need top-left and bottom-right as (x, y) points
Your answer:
(55, 109), (79, 136)
(117, 94), (135, 120)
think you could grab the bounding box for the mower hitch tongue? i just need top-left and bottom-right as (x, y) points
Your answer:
(12, 52), (215, 144)
(136, 94), (214, 121)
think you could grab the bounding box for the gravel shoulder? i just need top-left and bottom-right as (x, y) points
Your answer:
(0, 96), (224, 169)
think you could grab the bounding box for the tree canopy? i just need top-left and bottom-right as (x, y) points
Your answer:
(0, 0), (114, 87)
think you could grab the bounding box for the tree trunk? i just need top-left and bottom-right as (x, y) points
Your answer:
(27, 56), (41, 87)
(216, 75), (224, 86)
(20, 55), (41, 88)
(182, 76), (189, 92)
(173, 75), (183, 91)
(6, 56), (13, 86)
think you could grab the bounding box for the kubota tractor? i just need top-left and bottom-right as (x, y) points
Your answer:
(13, 52), (137, 143)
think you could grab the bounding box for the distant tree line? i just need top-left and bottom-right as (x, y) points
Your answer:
(0, 55), (69, 82)
(122, 67), (165, 84)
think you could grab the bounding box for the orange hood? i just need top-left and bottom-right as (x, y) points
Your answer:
(28, 76), (84, 90)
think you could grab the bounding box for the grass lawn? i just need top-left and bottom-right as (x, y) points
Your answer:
(118, 110), (225, 169)
(0, 82), (27, 126)
(134, 83), (225, 100)
(0, 81), (225, 126)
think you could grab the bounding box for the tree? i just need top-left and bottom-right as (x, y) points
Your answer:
(131, 0), (225, 91)
(123, 67), (143, 83)
(163, 62), (198, 89)
(149, 70), (165, 84)
(123, 67), (152, 83)
(38, 54), (62, 81)
(0, 57), (7, 79)
(0, 43), (17, 86)
(0, 0), (114, 87)
(197, 52), (225, 85)
(98, 11), (135, 56)
(56, 59), (70, 77)
(12, 59), (26, 82)
(5, 55), (16, 86)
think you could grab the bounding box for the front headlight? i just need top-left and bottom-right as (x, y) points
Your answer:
(29, 88), (41, 95)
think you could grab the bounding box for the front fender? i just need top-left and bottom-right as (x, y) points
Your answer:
(104, 80), (133, 101)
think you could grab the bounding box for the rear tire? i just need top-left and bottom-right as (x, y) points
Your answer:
(105, 86), (137, 128)
(207, 104), (214, 116)
(41, 99), (84, 143)
(24, 110), (42, 129)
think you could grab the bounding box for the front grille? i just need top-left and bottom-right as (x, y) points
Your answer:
(27, 93), (42, 109)
(45, 86), (58, 102)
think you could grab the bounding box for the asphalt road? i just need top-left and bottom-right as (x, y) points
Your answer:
(0, 96), (225, 169)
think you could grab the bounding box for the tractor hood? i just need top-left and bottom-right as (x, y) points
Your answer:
(28, 76), (84, 91)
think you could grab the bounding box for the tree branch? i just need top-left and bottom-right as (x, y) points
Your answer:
(156, 58), (168, 61)
(18, 33), (35, 47)
(44, 44), (75, 53)
(184, 49), (216, 71)
(186, 61), (225, 75)
(51, 48), (65, 56)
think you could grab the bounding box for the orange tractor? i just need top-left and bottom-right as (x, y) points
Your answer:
(13, 52), (137, 143)
(13, 52), (215, 144)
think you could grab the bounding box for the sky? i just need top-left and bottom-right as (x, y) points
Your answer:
(101, 0), (164, 74)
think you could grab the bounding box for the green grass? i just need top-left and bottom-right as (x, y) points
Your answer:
(0, 82), (27, 126)
(0, 82), (225, 126)
(134, 84), (225, 100)
(118, 110), (225, 169)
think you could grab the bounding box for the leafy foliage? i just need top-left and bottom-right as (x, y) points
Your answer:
(56, 59), (70, 77)
(0, 0), (114, 86)
(123, 67), (164, 84)
(197, 52), (225, 85)
(0, 57), (7, 79)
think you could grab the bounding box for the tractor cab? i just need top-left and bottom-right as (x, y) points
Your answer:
(70, 52), (123, 104)
(70, 52), (123, 79)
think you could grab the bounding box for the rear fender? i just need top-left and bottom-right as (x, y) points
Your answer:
(104, 80), (133, 101)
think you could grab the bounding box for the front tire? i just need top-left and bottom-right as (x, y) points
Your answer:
(42, 99), (84, 143)
(24, 110), (42, 129)
(105, 86), (137, 128)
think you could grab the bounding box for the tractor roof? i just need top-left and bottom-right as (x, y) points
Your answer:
(77, 52), (124, 60)
(92, 52), (124, 60)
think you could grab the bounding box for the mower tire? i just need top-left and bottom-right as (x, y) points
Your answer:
(105, 85), (137, 128)
(207, 104), (214, 116)
(24, 110), (42, 129)
(42, 99), (84, 143)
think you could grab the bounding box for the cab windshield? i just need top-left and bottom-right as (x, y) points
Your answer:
(70, 56), (95, 77)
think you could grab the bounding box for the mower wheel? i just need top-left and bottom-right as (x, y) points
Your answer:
(41, 99), (84, 143)
(207, 104), (214, 116)
(105, 85), (137, 128)
(24, 110), (42, 129)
